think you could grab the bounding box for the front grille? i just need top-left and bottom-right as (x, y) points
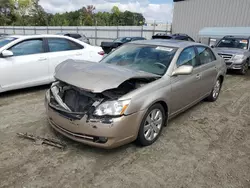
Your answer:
(226, 62), (232, 66)
(218, 53), (233, 61)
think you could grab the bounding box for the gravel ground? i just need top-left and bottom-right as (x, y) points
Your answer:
(0, 73), (249, 188)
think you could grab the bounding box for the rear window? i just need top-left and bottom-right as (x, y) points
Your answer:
(113, 37), (132, 43)
(69, 34), (81, 39)
(0, 37), (16, 48)
(152, 35), (172, 40)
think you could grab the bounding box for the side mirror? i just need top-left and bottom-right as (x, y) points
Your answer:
(211, 45), (214, 48)
(2, 50), (13, 57)
(172, 65), (193, 76)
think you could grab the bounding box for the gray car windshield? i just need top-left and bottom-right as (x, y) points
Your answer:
(100, 44), (177, 76)
(0, 37), (16, 48)
(216, 38), (248, 49)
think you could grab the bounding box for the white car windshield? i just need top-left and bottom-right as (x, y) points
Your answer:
(100, 44), (177, 76)
(216, 38), (249, 49)
(0, 37), (16, 48)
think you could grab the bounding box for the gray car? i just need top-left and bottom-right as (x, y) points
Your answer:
(45, 40), (226, 149)
(213, 36), (250, 75)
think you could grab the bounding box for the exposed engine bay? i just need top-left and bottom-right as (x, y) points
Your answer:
(49, 77), (158, 119)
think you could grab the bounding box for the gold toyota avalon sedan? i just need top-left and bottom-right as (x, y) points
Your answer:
(45, 40), (227, 149)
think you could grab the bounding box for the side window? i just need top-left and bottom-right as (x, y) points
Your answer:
(48, 38), (83, 52)
(196, 46), (216, 65)
(177, 47), (199, 67)
(9, 39), (44, 56)
(68, 40), (83, 50)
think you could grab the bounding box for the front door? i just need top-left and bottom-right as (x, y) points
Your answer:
(0, 38), (49, 90)
(170, 46), (203, 115)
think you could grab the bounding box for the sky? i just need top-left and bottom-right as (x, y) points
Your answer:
(39, 0), (173, 23)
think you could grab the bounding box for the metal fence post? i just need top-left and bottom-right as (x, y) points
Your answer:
(76, 26), (79, 33)
(34, 27), (36, 34)
(117, 26), (119, 38)
(23, 26), (25, 35)
(141, 25), (143, 37)
(13, 26), (15, 34)
(153, 20), (156, 35)
(47, 26), (49, 34)
(95, 26), (97, 46)
(61, 26), (63, 33)
(3, 26), (5, 34)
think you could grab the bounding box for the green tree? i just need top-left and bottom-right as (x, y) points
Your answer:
(0, 0), (14, 25)
(111, 6), (120, 25)
(10, 0), (33, 25)
(0, 2), (145, 26)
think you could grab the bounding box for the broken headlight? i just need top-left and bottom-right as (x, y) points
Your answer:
(93, 99), (130, 116)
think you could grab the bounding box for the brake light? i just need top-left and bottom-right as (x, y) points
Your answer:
(98, 51), (105, 56)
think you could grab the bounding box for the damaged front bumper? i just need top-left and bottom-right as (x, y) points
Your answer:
(45, 89), (145, 149)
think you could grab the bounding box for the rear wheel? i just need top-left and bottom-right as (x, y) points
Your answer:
(206, 78), (222, 102)
(136, 104), (166, 146)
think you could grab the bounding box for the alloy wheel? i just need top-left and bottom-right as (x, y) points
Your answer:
(212, 80), (221, 99)
(143, 109), (163, 141)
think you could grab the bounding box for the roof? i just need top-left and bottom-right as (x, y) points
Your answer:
(118, 36), (144, 38)
(7, 34), (77, 39)
(199, 27), (250, 38)
(130, 39), (200, 48)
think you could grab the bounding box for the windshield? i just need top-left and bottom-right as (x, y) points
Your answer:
(113, 37), (131, 43)
(0, 37), (16, 48)
(216, 38), (248, 49)
(100, 44), (177, 76)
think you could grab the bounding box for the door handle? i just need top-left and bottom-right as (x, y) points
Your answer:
(38, 57), (47, 61)
(196, 74), (201, 80)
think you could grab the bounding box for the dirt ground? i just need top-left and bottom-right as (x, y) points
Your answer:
(0, 73), (249, 188)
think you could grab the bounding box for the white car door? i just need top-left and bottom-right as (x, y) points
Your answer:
(45, 37), (94, 81)
(0, 38), (50, 91)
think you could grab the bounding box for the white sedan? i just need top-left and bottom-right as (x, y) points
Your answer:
(0, 34), (104, 93)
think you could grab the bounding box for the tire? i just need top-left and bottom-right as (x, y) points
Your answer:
(136, 103), (166, 146)
(206, 78), (222, 102)
(239, 61), (248, 75)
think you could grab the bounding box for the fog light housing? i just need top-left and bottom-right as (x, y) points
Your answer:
(95, 137), (108, 143)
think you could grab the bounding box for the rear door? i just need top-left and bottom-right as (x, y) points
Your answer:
(45, 37), (89, 81)
(0, 38), (49, 90)
(195, 46), (218, 96)
(170, 46), (204, 114)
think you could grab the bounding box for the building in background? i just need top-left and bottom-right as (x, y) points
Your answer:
(172, 0), (250, 41)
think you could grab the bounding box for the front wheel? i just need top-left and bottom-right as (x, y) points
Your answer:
(239, 62), (248, 75)
(206, 79), (222, 102)
(136, 104), (166, 146)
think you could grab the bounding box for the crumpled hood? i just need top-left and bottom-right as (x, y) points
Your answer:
(54, 59), (160, 93)
(214, 47), (247, 55)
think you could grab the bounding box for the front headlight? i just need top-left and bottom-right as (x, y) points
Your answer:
(93, 99), (130, 116)
(233, 54), (244, 60)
